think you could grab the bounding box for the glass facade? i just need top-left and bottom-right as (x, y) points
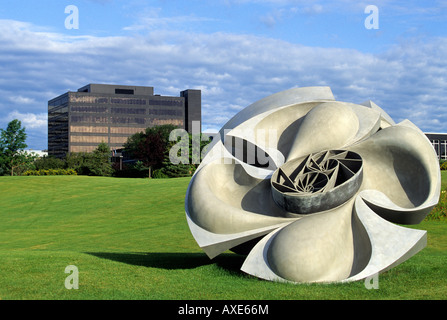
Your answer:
(48, 84), (200, 157)
(48, 93), (69, 158)
(430, 139), (447, 160)
(426, 133), (447, 161)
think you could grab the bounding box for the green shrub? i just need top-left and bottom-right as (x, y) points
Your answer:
(426, 190), (447, 221)
(152, 168), (169, 179)
(441, 162), (447, 170)
(65, 150), (113, 177)
(23, 169), (77, 176)
(34, 156), (65, 170)
(113, 161), (150, 178)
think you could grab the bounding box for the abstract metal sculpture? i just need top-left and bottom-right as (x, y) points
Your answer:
(185, 86), (440, 283)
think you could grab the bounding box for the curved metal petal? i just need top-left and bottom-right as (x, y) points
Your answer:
(344, 195), (427, 282)
(286, 101), (381, 161)
(348, 120), (441, 224)
(187, 158), (295, 235)
(185, 140), (299, 258)
(360, 100), (396, 128)
(241, 199), (364, 283)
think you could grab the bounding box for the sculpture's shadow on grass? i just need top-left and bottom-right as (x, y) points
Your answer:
(86, 252), (246, 273)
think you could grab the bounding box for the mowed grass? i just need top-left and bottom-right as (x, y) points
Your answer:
(0, 175), (446, 300)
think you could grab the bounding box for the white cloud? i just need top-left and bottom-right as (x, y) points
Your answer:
(122, 7), (218, 32)
(8, 96), (35, 105)
(5, 111), (47, 130)
(0, 18), (446, 150)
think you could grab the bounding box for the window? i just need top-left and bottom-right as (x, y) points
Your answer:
(70, 126), (108, 133)
(149, 108), (183, 116)
(115, 89), (134, 95)
(147, 118), (183, 126)
(71, 115), (108, 123)
(149, 99), (183, 107)
(70, 135), (108, 143)
(110, 127), (145, 134)
(110, 98), (147, 105)
(442, 141), (447, 160)
(70, 96), (104, 103)
(111, 107), (146, 114)
(70, 146), (97, 153)
(111, 117), (146, 125)
(110, 136), (128, 144)
(71, 106), (107, 113)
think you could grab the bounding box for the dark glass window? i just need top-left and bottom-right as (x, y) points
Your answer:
(148, 99), (183, 107)
(115, 89), (134, 95)
(111, 107), (146, 115)
(111, 117), (146, 125)
(149, 108), (183, 116)
(71, 106), (108, 113)
(71, 115), (108, 123)
(111, 98), (147, 105)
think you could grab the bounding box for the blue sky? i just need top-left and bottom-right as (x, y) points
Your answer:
(1, 0), (447, 150)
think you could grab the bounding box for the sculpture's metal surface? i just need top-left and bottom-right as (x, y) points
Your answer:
(271, 150), (363, 214)
(185, 86), (441, 283)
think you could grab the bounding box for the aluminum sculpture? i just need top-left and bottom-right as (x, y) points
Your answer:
(185, 86), (440, 283)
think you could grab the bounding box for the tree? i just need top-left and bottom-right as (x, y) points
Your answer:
(34, 156), (65, 170)
(136, 129), (166, 170)
(65, 142), (113, 176)
(122, 125), (212, 178)
(89, 142), (113, 176)
(0, 119), (33, 176)
(123, 124), (178, 177)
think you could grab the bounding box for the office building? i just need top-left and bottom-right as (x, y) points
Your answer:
(48, 84), (201, 157)
(425, 133), (447, 161)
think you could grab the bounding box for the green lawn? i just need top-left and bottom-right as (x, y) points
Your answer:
(0, 175), (446, 300)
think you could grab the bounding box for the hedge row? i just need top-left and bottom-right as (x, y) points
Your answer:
(23, 169), (78, 176)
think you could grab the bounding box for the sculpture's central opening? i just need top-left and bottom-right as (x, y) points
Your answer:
(271, 150), (363, 214)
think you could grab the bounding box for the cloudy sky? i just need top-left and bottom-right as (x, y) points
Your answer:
(1, 0), (447, 150)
